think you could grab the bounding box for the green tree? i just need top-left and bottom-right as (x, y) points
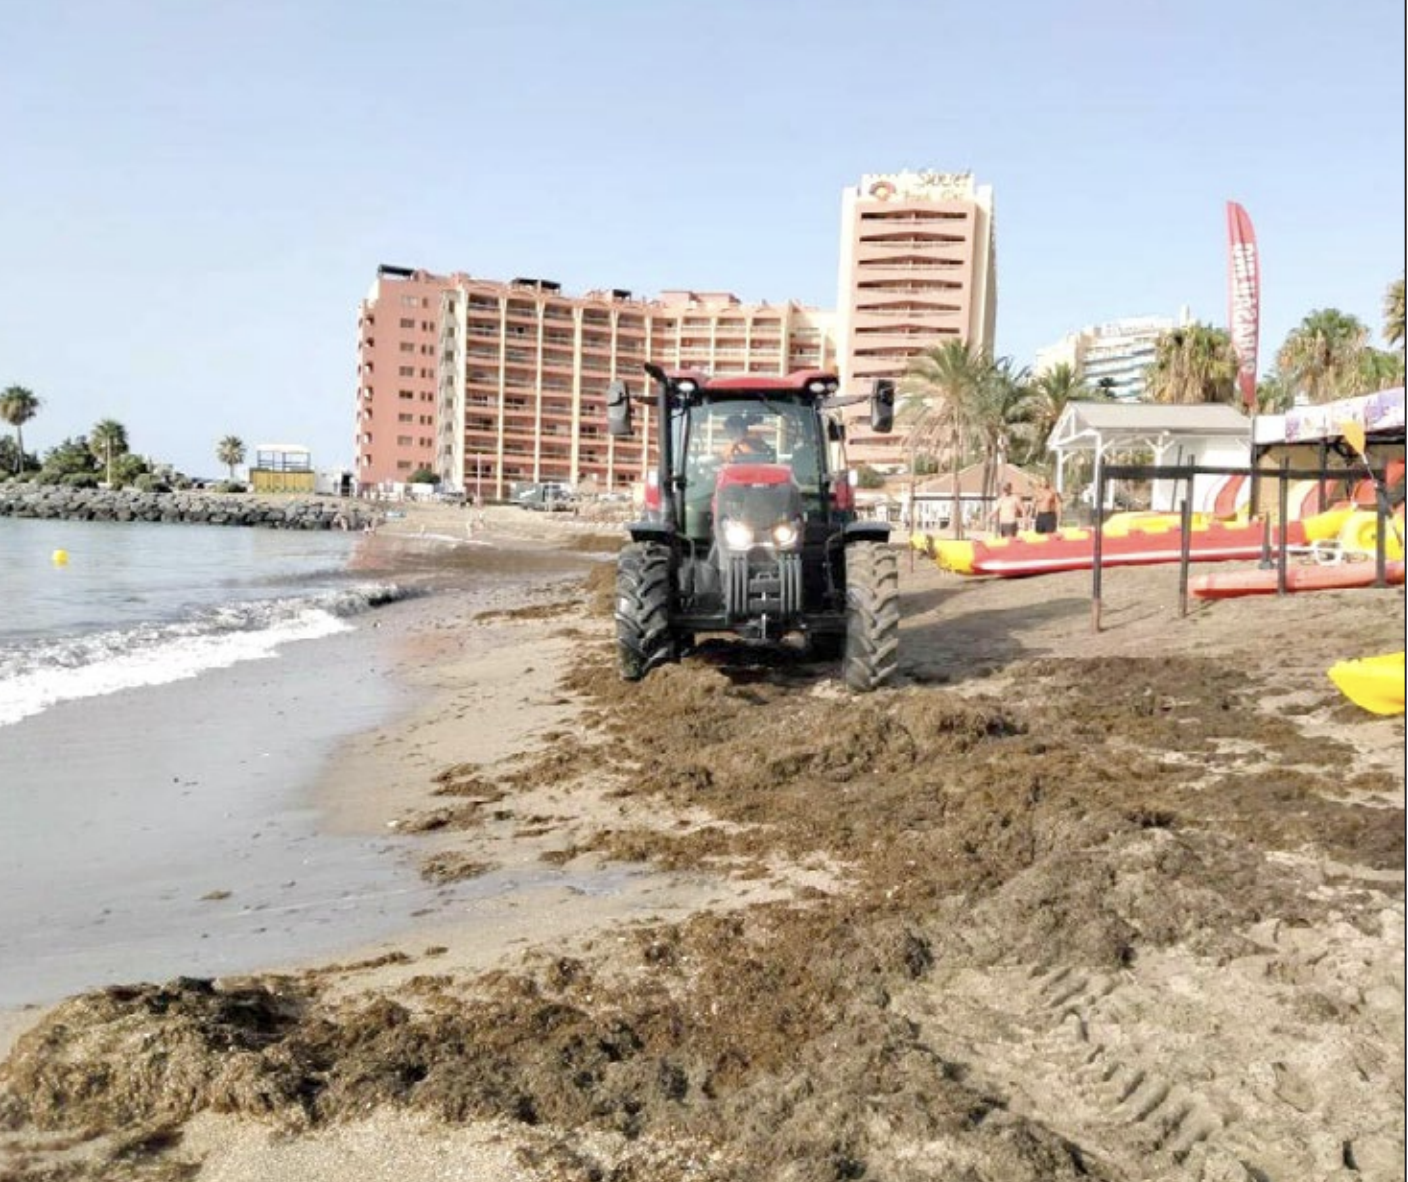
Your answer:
(1145, 323), (1239, 405)
(0, 385), (41, 474)
(966, 357), (1035, 493)
(1352, 347), (1406, 394)
(1254, 372), (1295, 414)
(217, 436), (246, 481)
(1026, 362), (1095, 461)
(855, 463), (887, 490)
(900, 340), (992, 537)
(1274, 308), (1369, 404)
(1384, 275), (1405, 349)
(408, 467), (439, 485)
(113, 453), (152, 486)
(42, 436), (100, 477)
(88, 419), (130, 486)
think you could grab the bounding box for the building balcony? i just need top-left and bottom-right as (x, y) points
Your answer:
(855, 280), (964, 294)
(855, 260), (965, 274)
(858, 233), (968, 248)
(858, 210), (970, 224)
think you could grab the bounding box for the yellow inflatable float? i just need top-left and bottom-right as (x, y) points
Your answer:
(1336, 509), (1405, 560)
(1327, 651), (1405, 716)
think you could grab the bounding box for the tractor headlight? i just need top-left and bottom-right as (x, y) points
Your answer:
(721, 519), (754, 551)
(772, 519), (802, 549)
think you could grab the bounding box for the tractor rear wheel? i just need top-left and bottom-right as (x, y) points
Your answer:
(842, 542), (899, 691)
(616, 541), (677, 681)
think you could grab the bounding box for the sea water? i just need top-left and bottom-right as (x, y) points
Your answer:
(0, 517), (541, 1007)
(0, 517), (398, 726)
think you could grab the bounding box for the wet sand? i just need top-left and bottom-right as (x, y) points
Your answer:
(1, 511), (1403, 1181)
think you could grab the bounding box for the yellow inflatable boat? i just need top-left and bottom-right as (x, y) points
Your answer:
(1327, 651), (1405, 716)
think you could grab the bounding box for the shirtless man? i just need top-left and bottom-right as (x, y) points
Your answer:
(1032, 478), (1062, 534)
(993, 483), (1023, 538)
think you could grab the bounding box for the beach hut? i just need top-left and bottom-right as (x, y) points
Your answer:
(1047, 401), (1251, 512)
(250, 444), (315, 494)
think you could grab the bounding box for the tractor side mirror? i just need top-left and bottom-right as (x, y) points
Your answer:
(827, 419), (844, 443)
(870, 379), (895, 434)
(606, 380), (633, 437)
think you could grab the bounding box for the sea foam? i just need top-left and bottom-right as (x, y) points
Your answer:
(0, 583), (409, 727)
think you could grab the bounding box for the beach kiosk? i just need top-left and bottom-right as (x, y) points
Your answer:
(250, 443), (315, 494)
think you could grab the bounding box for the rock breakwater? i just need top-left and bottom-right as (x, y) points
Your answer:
(0, 485), (377, 531)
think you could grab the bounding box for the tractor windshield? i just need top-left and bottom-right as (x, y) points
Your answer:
(682, 399), (824, 486)
(678, 397), (827, 538)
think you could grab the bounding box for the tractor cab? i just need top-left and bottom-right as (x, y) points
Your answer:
(606, 366), (900, 691)
(673, 387), (841, 542)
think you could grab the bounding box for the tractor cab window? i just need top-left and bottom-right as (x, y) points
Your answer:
(683, 400), (822, 480)
(679, 399), (827, 538)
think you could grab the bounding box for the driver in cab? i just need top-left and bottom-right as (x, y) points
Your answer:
(721, 414), (772, 462)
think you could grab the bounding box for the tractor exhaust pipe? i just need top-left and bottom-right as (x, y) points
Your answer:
(643, 363), (676, 532)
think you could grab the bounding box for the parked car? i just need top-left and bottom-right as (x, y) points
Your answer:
(514, 482), (575, 512)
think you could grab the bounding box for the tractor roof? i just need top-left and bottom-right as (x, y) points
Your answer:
(661, 369), (840, 395)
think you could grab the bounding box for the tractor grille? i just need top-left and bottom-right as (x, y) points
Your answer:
(723, 552), (802, 623)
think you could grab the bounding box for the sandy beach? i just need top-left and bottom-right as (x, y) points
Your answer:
(1, 503), (1403, 1181)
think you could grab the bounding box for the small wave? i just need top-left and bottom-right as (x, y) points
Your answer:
(0, 582), (414, 728)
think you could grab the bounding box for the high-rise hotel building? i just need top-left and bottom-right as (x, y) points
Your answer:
(835, 171), (997, 466)
(355, 169), (994, 492)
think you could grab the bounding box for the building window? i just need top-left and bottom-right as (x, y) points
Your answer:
(398, 366), (414, 377)
(399, 390), (414, 400)
(398, 413), (414, 423)
(399, 318), (415, 329)
(397, 435), (413, 446)
(400, 342), (415, 352)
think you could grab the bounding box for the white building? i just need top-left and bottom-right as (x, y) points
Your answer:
(1035, 309), (1191, 401)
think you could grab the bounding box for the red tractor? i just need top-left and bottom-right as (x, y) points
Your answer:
(606, 364), (899, 691)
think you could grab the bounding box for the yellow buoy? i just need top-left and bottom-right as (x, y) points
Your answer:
(52, 549), (69, 566)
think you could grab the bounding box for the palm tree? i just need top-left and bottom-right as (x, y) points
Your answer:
(966, 357), (1035, 496)
(1275, 308), (1369, 404)
(88, 419), (129, 486)
(1254, 372), (1295, 414)
(1027, 362), (1095, 460)
(900, 340), (991, 537)
(0, 386), (41, 474)
(1384, 276), (1405, 349)
(217, 435), (246, 481)
(1145, 323), (1239, 405)
(1352, 347), (1406, 395)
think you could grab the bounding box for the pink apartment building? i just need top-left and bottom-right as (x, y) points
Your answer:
(355, 171), (995, 491)
(357, 270), (835, 497)
(355, 267), (444, 488)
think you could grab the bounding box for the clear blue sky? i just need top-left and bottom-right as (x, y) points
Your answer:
(3, 0), (1403, 476)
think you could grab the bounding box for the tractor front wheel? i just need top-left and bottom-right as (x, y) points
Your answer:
(616, 541), (677, 681)
(842, 542), (899, 691)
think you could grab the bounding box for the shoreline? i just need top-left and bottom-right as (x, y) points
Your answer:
(0, 510), (625, 1043)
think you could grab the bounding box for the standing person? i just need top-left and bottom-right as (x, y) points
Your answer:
(992, 482), (1023, 538)
(1033, 477), (1062, 534)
